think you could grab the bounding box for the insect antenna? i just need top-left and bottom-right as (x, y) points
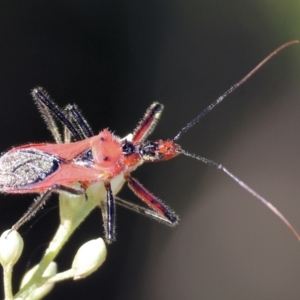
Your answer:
(172, 41), (300, 241)
(179, 149), (300, 241)
(174, 40), (299, 141)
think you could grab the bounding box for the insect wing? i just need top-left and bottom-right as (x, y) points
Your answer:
(0, 148), (60, 192)
(13, 138), (91, 161)
(0, 136), (115, 193)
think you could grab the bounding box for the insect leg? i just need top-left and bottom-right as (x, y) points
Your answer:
(132, 102), (164, 143)
(32, 87), (82, 142)
(115, 197), (177, 225)
(61, 106), (74, 143)
(32, 87), (93, 142)
(99, 183), (116, 243)
(125, 174), (178, 225)
(32, 89), (63, 144)
(63, 104), (94, 141)
(11, 185), (85, 232)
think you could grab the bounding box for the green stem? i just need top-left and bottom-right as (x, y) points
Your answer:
(3, 263), (13, 300)
(15, 184), (103, 298)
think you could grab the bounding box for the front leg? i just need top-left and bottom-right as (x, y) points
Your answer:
(125, 174), (178, 225)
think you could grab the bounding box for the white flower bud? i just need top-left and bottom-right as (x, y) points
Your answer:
(20, 262), (57, 300)
(72, 238), (107, 280)
(0, 230), (23, 267)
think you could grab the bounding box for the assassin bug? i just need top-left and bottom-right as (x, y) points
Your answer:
(2, 40), (299, 244)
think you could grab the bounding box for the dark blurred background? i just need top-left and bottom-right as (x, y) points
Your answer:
(0, 1), (300, 299)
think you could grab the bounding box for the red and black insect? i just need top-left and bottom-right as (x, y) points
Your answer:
(1, 41), (299, 243)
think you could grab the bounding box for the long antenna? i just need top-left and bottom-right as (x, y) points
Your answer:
(174, 40), (299, 141)
(180, 149), (300, 241)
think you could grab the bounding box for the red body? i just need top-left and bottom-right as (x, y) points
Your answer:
(1, 128), (179, 194)
(1, 129), (129, 193)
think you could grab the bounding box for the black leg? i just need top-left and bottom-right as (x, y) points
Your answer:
(64, 104), (94, 139)
(32, 89), (63, 144)
(11, 185), (84, 232)
(31, 87), (82, 141)
(115, 197), (178, 226)
(99, 183), (116, 243)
